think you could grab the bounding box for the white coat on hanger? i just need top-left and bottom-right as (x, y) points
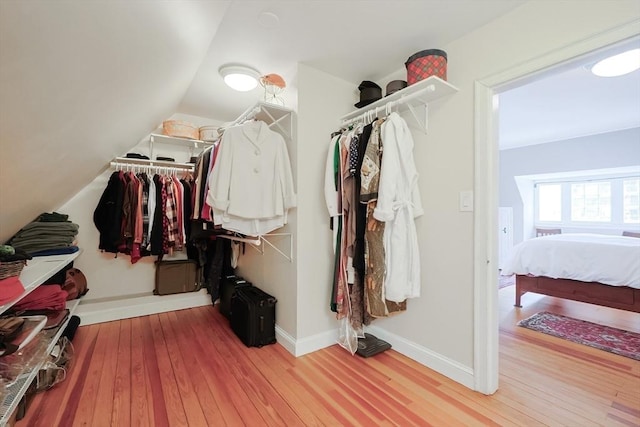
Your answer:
(206, 120), (296, 236)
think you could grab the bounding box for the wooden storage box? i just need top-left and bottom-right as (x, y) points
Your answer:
(162, 120), (199, 140)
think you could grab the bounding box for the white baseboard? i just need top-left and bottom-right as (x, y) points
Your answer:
(75, 290), (212, 325)
(366, 325), (475, 389)
(275, 326), (297, 355)
(275, 326), (338, 357)
(294, 329), (338, 357)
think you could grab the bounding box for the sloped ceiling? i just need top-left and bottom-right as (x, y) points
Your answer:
(0, 0), (528, 243)
(0, 1), (230, 242)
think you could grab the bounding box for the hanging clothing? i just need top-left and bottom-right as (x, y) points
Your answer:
(361, 119), (388, 317)
(359, 118), (406, 317)
(93, 171), (125, 253)
(325, 134), (343, 312)
(206, 120), (296, 236)
(373, 112), (424, 302)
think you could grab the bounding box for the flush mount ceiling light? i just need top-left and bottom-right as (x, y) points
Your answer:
(591, 48), (640, 77)
(219, 64), (261, 91)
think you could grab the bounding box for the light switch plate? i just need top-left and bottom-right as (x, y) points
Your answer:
(459, 191), (474, 212)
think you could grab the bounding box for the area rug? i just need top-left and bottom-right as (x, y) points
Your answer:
(517, 311), (640, 360)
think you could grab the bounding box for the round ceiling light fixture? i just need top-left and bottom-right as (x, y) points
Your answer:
(591, 48), (640, 77)
(219, 64), (261, 91)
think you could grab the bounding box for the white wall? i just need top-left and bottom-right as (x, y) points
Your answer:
(294, 64), (356, 348)
(500, 128), (640, 244)
(234, 110), (299, 341)
(308, 2), (640, 373)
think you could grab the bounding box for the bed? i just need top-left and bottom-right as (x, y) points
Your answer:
(502, 233), (640, 313)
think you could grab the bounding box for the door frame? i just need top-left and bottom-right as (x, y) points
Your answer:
(472, 21), (640, 394)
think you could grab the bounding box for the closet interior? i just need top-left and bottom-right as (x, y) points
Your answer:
(0, 101), (296, 424)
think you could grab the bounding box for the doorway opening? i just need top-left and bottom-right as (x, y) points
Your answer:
(473, 24), (640, 394)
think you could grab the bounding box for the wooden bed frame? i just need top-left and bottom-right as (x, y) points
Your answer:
(515, 275), (640, 313)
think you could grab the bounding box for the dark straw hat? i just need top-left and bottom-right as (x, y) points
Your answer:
(355, 80), (382, 108)
(385, 80), (407, 96)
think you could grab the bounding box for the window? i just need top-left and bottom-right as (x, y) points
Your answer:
(538, 183), (561, 221)
(624, 178), (640, 223)
(571, 182), (610, 222)
(535, 174), (640, 227)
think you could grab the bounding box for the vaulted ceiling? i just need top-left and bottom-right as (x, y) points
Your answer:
(1, 1), (638, 242)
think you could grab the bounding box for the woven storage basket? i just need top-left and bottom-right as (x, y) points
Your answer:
(162, 120), (199, 140)
(0, 260), (26, 280)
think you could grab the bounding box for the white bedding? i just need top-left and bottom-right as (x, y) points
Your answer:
(502, 233), (640, 289)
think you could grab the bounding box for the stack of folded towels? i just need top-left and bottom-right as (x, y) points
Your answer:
(7, 212), (79, 256)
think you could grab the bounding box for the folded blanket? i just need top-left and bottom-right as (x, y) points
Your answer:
(11, 222), (79, 237)
(35, 212), (69, 222)
(0, 277), (25, 305)
(30, 246), (80, 257)
(13, 284), (67, 312)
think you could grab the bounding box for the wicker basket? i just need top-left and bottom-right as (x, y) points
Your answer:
(0, 260), (27, 280)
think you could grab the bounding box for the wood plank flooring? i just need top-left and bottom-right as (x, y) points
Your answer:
(17, 286), (640, 426)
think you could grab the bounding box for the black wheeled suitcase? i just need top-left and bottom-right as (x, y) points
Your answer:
(219, 275), (251, 319)
(230, 286), (277, 347)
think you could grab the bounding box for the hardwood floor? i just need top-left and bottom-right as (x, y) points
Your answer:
(17, 286), (640, 426)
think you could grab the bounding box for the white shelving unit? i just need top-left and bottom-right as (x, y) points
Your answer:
(111, 133), (216, 172)
(0, 252), (80, 315)
(341, 76), (458, 133)
(148, 133), (215, 160)
(0, 252), (81, 426)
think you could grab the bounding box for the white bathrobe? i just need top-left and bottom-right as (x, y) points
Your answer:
(373, 112), (424, 302)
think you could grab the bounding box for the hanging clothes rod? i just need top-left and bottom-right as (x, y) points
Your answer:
(220, 102), (293, 138)
(231, 105), (262, 127)
(110, 158), (194, 173)
(341, 85), (435, 127)
(216, 234), (262, 246)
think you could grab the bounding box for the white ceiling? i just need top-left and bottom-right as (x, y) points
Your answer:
(498, 36), (640, 149)
(0, 0), (637, 242)
(178, 0), (640, 147)
(178, 0), (528, 121)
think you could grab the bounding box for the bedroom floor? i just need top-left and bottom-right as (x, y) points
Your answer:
(498, 284), (640, 426)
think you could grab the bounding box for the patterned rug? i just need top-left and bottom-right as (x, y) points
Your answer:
(518, 311), (640, 361)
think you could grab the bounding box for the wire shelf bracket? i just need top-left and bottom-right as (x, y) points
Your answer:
(226, 102), (294, 141)
(217, 232), (293, 262)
